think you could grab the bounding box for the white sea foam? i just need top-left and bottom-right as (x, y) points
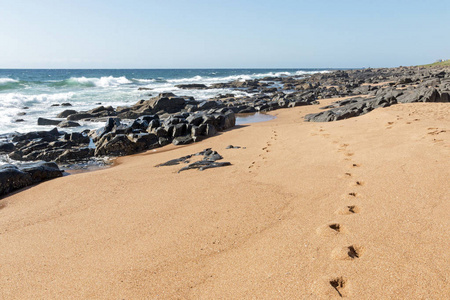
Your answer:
(68, 76), (132, 87)
(0, 92), (75, 108)
(133, 78), (156, 83)
(164, 70), (324, 85)
(0, 78), (19, 84)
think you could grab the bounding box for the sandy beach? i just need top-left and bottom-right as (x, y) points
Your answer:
(0, 98), (449, 299)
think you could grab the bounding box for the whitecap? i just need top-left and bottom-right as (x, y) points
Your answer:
(67, 76), (132, 87)
(0, 78), (19, 84)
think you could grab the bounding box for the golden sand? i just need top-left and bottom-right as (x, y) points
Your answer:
(0, 99), (449, 299)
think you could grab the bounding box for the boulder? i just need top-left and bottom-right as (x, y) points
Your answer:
(175, 83), (208, 89)
(57, 109), (78, 118)
(67, 113), (94, 121)
(0, 142), (15, 153)
(56, 148), (94, 162)
(37, 117), (61, 126)
(19, 162), (63, 183)
(94, 134), (138, 157)
(172, 135), (194, 145)
(0, 165), (32, 196)
(58, 121), (81, 128)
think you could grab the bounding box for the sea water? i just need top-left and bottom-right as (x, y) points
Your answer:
(0, 69), (329, 135)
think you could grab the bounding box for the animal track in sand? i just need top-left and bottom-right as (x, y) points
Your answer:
(335, 205), (360, 215)
(329, 277), (349, 297)
(352, 163), (360, 168)
(331, 245), (365, 260)
(345, 152), (354, 157)
(316, 223), (347, 236)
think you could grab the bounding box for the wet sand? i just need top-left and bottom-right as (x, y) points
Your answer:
(0, 98), (449, 299)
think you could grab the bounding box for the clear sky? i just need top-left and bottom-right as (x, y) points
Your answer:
(0, 0), (449, 68)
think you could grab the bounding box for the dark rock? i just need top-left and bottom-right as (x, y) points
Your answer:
(129, 133), (159, 151)
(20, 162), (63, 183)
(58, 121), (81, 128)
(61, 103), (72, 106)
(226, 145), (241, 149)
(57, 109), (78, 118)
(178, 161), (231, 173)
(67, 113), (94, 121)
(56, 148), (94, 162)
(205, 124), (217, 137)
(0, 165), (32, 196)
(38, 117), (61, 126)
(172, 135), (193, 145)
(0, 142), (15, 153)
(12, 128), (61, 143)
(175, 83), (208, 89)
(94, 134), (138, 157)
(64, 132), (90, 144)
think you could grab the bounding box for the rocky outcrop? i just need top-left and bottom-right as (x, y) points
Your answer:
(0, 162), (63, 197)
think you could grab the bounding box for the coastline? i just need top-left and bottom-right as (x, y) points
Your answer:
(0, 95), (448, 298)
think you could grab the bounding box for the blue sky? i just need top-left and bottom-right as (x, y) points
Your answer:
(0, 0), (448, 68)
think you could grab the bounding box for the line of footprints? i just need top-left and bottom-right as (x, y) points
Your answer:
(248, 129), (278, 172)
(316, 132), (365, 298)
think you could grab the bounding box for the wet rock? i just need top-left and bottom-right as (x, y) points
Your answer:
(12, 128), (61, 143)
(56, 148), (95, 162)
(0, 162), (63, 196)
(20, 162), (63, 183)
(58, 121), (81, 128)
(0, 142), (15, 153)
(67, 113), (94, 121)
(175, 83), (208, 89)
(94, 134), (138, 157)
(38, 117), (61, 126)
(0, 165), (32, 196)
(64, 132), (90, 144)
(57, 109), (78, 118)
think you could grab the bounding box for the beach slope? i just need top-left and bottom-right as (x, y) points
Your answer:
(0, 100), (449, 299)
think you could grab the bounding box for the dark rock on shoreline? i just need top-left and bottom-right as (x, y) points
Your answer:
(38, 118), (62, 126)
(175, 83), (208, 89)
(0, 162), (63, 197)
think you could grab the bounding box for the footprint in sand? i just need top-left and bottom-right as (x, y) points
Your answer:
(349, 181), (364, 187)
(352, 163), (360, 168)
(428, 128), (446, 135)
(316, 223), (347, 236)
(338, 172), (353, 179)
(329, 277), (350, 297)
(335, 205), (360, 215)
(331, 245), (365, 260)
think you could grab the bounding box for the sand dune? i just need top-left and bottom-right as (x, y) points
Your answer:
(0, 99), (449, 299)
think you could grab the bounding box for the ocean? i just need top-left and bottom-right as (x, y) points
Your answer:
(0, 68), (329, 135)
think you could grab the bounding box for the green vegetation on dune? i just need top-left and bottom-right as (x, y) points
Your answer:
(419, 60), (450, 67)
